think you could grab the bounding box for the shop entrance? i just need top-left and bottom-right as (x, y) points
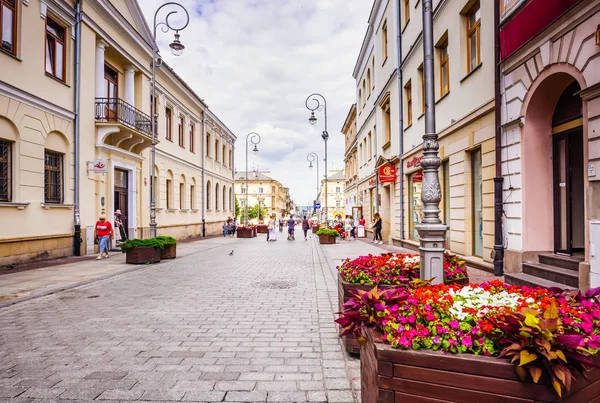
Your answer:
(552, 82), (584, 256)
(114, 168), (129, 239)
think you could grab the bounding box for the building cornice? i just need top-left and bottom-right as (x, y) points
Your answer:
(0, 81), (75, 121)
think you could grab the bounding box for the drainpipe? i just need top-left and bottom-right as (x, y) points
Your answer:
(493, 0), (505, 276)
(201, 110), (206, 237)
(396, 0), (404, 241)
(73, 0), (82, 256)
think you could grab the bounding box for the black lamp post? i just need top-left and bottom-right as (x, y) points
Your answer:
(306, 152), (320, 220)
(305, 94), (328, 222)
(245, 132), (260, 225)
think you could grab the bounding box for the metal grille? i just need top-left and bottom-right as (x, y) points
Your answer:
(0, 140), (11, 202)
(95, 98), (152, 136)
(44, 151), (63, 203)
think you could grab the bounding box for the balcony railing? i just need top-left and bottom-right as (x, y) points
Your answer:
(95, 98), (152, 137)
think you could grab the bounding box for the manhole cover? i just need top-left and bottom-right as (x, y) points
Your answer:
(252, 280), (296, 290)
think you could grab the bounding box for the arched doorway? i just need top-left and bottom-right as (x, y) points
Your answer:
(551, 80), (584, 255)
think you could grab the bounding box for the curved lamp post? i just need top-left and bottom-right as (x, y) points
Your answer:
(306, 152), (319, 219)
(245, 132), (261, 225)
(149, 2), (190, 239)
(305, 93), (328, 223)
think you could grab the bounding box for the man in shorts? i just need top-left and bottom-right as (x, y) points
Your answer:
(287, 215), (295, 241)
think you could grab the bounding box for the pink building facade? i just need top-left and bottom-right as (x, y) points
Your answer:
(500, 0), (600, 290)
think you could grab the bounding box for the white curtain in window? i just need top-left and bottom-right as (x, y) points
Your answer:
(1, 5), (13, 51)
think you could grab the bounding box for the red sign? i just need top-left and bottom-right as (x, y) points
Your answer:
(407, 155), (423, 168)
(379, 165), (396, 183)
(368, 178), (377, 187)
(413, 171), (423, 183)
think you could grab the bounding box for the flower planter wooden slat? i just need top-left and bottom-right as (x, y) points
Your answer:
(257, 225), (268, 234)
(125, 246), (161, 264)
(160, 244), (176, 259)
(312, 226), (320, 234)
(361, 328), (600, 403)
(338, 274), (468, 355)
(319, 234), (336, 244)
(237, 228), (253, 238)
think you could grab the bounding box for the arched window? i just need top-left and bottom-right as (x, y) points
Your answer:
(206, 180), (211, 210)
(367, 69), (371, 96)
(358, 89), (362, 108)
(166, 170), (174, 209)
(223, 184), (227, 211)
(362, 80), (366, 105)
(215, 182), (220, 210)
(229, 187), (233, 211)
(0, 117), (19, 203)
(179, 175), (186, 210)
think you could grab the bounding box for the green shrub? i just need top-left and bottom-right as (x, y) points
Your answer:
(119, 238), (165, 252)
(156, 236), (177, 246)
(316, 228), (339, 237)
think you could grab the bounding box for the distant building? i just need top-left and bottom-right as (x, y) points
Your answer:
(234, 172), (291, 222)
(317, 170), (345, 221)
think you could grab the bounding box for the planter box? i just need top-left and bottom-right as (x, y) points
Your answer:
(160, 244), (176, 259)
(252, 228), (257, 237)
(237, 228), (253, 238)
(257, 225), (268, 234)
(312, 226), (320, 234)
(338, 274), (469, 355)
(361, 328), (600, 403)
(319, 234), (336, 244)
(125, 246), (161, 264)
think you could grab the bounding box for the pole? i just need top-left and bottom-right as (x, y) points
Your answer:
(305, 94), (328, 223)
(417, 0), (447, 284)
(323, 102), (328, 223)
(493, 0), (505, 276)
(73, 0), (82, 256)
(396, 0), (405, 240)
(245, 138), (249, 226)
(201, 110), (206, 237)
(149, 15), (158, 239)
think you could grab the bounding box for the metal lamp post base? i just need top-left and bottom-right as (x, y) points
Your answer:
(417, 223), (447, 284)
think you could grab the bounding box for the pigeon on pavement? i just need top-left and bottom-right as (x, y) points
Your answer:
(229, 250), (234, 256)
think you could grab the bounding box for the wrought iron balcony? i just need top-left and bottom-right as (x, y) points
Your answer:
(95, 98), (152, 137)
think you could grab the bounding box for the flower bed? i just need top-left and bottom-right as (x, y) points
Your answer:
(156, 236), (177, 259)
(317, 228), (339, 244)
(237, 226), (254, 238)
(337, 282), (600, 399)
(257, 224), (268, 234)
(120, 238), (164, 264)
(337, 253), (469, 354)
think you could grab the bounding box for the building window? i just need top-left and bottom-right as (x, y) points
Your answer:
(223, 185), (226, 210)
(165, 107), (172, 141)
(189, 124), (195, 153)
(179, 183), (185, 209)
(358, 89), (362, 109)
(166, 179), (172, 208)
(215, 139), (219, 162)
(336, 201), (341, 209)
(409, 170), (423, 241)
(419, 64), (425, 114)
(405, 80), (412, 127)
(0, 0), (17, 55)
(178, 116), (184, 147)
(241, 187), (245, 194)
(0, 140), (11, 202)
(190, 185), (195, 209)
(466, 2), (481, 72)
(367, 132), (372, 157)
(215, 183), (219, 210)
(382, 21), (388, 61)
(241, 200), (246, 207)
(206, 181), (211, 210)
(438, 38), (450, 97)
(206, 133), (210, 156)
(382, 100), (391, 144)
(45, 17), (66, 81)
(403, 0), (410, 25)
(44, 150), (63, 203)
(229, 150), (232, 168)
(362, 80), (366, 106)
(367, 69), (371, 97)
(222, 145), (226, 166)
(259, 187), (263, 194)
(336, 187), (341, 193)
(442, 160), (451, 248)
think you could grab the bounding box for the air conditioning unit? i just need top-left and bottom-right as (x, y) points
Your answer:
(591, 221), (600, 288)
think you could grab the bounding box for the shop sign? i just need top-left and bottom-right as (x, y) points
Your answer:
(407, 155), (423, 168)
(89, 159), (108, 173)
(413, 171), (423, 183)
(368, 178), (377, 187)
(596, 25), (600, 45)
(379, 165), (396, 183)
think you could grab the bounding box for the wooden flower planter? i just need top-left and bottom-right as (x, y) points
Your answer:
(319, 234), (336, 244)
(361, 328), (600, 403)
(125, 246), (161, 264)
(312, 226), (320, 234)
(160, 244), (176, 259)
(237, 228), (253, 238)
(257, 224), (268, 234)
(338, 274), (469, 354)
(252, 228), (257, 237)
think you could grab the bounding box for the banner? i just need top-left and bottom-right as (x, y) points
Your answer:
(379, 165), (396, 183)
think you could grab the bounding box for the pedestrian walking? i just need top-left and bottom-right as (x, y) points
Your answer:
(287, 214), (295, 241)
(268, 215), (277, 242)
(345, 215), (353, 241)
(229, 220), (236, 238)
(279, 217), (284, 233)
(302, 216), (310, 240)
(94, 214), (113, 260)
(222, 221), (228, 237)
(114, 209), (127, 245)
(372, 212), (383, 244)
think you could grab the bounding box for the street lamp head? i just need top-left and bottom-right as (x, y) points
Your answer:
(252, 144), (259, 153)
(308, 112), (317, 125)
(309, 161), (313, 169)
(169, 32), (185, 56)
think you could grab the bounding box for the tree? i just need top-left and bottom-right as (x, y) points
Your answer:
(234, 197), (240, 221)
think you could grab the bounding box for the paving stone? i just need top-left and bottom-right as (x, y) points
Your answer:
(20, 388), (65, 399)
(0, 387), (27, 398)
(224, 391), (267, 402)
(237, 373), (275, 381)
(58, 387), (105, 400)
(83, 371), (128, 380)
(140, 389), (186, 401)
(307, 390), (328, 402)
(199, 372), (240, 381)
(181, 390), (226, 402)
(96, 388), (145, 400)
(327, 390), (355, 402)
(267, 391), (307, 402)
(214, 381), (256, 391)
(325, 378), (351, 390)
(171, 380), (215, 390)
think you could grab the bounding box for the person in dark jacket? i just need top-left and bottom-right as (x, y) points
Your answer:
(302, 216), (310, 240)
(372, 212), (383, 244)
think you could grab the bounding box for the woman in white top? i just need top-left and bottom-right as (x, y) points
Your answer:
(344, 215), (353, 241)
(268, 215), (277, 241)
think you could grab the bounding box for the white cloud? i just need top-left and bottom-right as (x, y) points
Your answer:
(139, 0), (371, 205)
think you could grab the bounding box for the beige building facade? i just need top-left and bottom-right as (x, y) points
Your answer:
(342, 105), (359, 218)
(234, 172), (291, 223)
(0, 0), (235, 266)
(317, 170), (345, 221)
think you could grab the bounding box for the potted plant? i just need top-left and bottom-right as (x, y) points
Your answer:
(316, 228), (339, 244)
(312, 225), (320, 234)
(119, 238), (163, 264)
(156, 236), (177, 259)
(336, 252), (469, 354)
(257, 224), (269, 234)
(337, 282), (600, 402)
(237, 226), (253, 238)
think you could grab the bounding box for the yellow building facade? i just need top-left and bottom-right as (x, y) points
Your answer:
(234, 172), (291, 223)
(0, 0), (235, 266)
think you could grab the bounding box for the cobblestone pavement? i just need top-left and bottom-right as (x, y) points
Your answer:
(0, 232), (360, 403)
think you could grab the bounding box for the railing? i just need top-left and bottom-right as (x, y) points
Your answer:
(95, 98), (152, 137)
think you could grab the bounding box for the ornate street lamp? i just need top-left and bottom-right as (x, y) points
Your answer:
(149, 2), (190, 239)
(305, 93), (328, 222)
(245, 132), (261, 225)
(306, 152), (320, 220)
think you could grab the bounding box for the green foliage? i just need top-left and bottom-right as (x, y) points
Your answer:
(316, 228), (339, 237)
(234, 197), (241, 220)
(156, 236), (177, 246)
(242, 204), (267, 220)
(119, 238), (165, 252)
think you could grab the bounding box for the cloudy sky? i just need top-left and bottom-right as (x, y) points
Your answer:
(139, 0), (372, 206)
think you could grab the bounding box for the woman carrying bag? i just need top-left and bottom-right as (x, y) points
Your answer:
(372, 212), (383, 244)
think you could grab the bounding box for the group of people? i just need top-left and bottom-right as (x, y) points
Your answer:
(93, 209), (128, 260)
(333, 213), (383, 244)
(266, 215), (311, 241)
(222, 217), (237, 237)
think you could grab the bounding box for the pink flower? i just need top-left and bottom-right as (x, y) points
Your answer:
(449, 320), (460, 329)
(425, 314), (436, 322)
(461, 337), (473, 349)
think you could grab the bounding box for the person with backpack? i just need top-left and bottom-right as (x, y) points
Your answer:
(287, 215), (295, 241)
(302, 216), (310, 240)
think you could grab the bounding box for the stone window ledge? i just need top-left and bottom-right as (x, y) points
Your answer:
(166, 208), (178, 213)
(0, 202), (30, 210)
(40, 203), (74, 210)
(180, 209), (190, 212)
